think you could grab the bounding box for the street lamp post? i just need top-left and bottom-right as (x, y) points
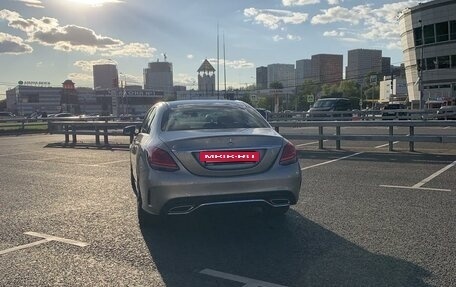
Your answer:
(419, 19), (424, 110)
(119, 73), (127, 115)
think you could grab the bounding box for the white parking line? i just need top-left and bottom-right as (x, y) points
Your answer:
(296, 140), (328, 147)
(0, 151), (46, 157)
(96, 159), (129, 166)
(374, 141), (399, 149)
(200, 269), (287, 287)
(412, 161), (456, 188)
(380, 160), (455, 192)
(379, 185), (451, 192)
(301, 152), (363, 171)
(0, 232), (88, 255)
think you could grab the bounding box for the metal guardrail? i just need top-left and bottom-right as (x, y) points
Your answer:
(269, 120), (456, 152)
(269, 108), (454, 121)
(1, 114), (455, 152)
(48, 121), (141, 146)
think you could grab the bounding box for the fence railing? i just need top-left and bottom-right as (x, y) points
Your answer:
(1, 114), (455, 152)
(269, 120), (456, 152)
(47, 120), (141, 146)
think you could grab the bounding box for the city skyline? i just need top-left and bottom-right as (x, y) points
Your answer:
(0, 0), (430, 100)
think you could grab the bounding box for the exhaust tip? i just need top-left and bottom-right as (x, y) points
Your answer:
(270, 199), (290, 206)
(168, 205), (195, 215)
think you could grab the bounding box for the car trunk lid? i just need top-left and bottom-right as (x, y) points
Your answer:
(160, 128), (283, 177)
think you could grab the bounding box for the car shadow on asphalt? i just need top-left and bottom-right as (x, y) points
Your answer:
(140, 208), (431, 287)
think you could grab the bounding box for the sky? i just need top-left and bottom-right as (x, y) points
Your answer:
(0, 0), (429, 100)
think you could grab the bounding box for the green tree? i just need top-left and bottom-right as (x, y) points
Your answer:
(296, 80), (321, 111)
(269, 81), (284, 89)
(338, 80), (359, 98)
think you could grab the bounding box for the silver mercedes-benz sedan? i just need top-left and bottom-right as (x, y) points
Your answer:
(125, 100), (302, 225)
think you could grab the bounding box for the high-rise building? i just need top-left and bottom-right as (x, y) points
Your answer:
(143, 61), (174, 95)
(295, 59), (312, 86)
(197, 59), (216, 95)
(267, 63), (295, 88)
(311, 54), (343, 85)
(399, 0), (456, 108)
(382, 57), (392, 77)
(346, 49), (382, 85)
(256, 66), (268, 90)
(93, 64), (118, 90)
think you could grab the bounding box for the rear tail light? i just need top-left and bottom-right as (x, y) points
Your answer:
(280, 141), (297, 165)
(147, 147), (179, 171)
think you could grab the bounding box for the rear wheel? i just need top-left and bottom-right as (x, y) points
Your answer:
(130, 168), (137, 194)
(135, 181), (162, 227)
(137, 196), (163, 227)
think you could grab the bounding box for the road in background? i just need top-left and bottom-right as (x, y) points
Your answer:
(0, 133), (455, 286)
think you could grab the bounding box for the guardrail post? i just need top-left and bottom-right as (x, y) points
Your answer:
(104, 126), (109, 146)
(318, 126), (324, 149)
(389, 126), (394, 151)
(95, 128), (100, 146)
(21, 120), (25, 133)
(71, 125), (77, 145)
(336, 126), (341, 150)
(64, 124), (69, 145)
(409, 126), (415, 152)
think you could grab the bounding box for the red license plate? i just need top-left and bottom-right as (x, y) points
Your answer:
(199, 151), (260, 163)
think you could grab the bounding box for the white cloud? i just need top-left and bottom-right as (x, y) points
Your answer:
(282, 0), (319, 6)
(244, 8), (308, 30)
(73, 59), (118, 72)
(327, 0), (341, 5)
(311, 5), (369, 25)
(273, 35), (284, 42)
(323, 30), (345, 37)
(0, 9), (155, 57)
(15, 0), (44, 8)
(101, 43), (155, 58)
(207, 58), (255, 69)
(311, 1), (429, 49)
(0, 32), (33, 54)
(174, 73), (196, 87)
(187, 54), (194, 59)
(67, 73), (93, 83)
(286, 34), (302, 41)
(66, 0), (123, 7)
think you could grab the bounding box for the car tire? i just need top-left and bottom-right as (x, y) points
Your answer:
(130, 168), (137, 194)
(263, 206), (289, 217)
(137, 196), (163, 227)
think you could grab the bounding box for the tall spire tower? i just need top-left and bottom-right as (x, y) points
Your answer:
(198, 59), (216, 96)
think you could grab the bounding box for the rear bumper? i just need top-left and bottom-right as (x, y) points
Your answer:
(140, 162), (302, 215)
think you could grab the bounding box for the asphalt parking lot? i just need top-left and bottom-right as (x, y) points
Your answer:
(1, 130), (455, 286)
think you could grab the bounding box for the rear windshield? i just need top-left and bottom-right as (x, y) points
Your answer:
(313, 99), (338, 108)
(161, 105), (269, 131)
(384, 104), (405, 110)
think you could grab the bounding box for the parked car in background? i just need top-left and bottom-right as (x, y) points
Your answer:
(381, 103), (408, 120)
(124, 100), (302, 226)
(307, 98), (352, 120)
(255, 108), (271, 121)
(0, 112), (15, 119)
(52, 112), (74, 118)
(436, 106), (456, 120)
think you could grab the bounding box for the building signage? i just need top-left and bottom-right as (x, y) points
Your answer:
(126, 90), (159, 96)
(19, 81), (51, 87)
